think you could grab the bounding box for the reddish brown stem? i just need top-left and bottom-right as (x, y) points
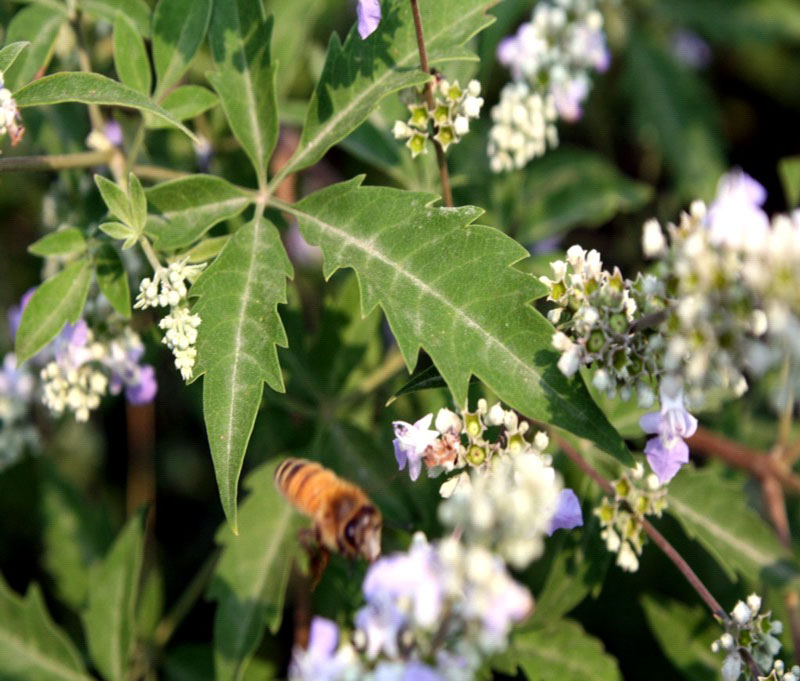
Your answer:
(409, 0), (454, 207)
(554, 433), (728, 622)
(689, 426), (800, 494)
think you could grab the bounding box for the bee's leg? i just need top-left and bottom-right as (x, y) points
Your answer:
(297, 527), (316, 553)
(309, 546), (329, 591)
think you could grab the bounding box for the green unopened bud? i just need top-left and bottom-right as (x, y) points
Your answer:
(464, 412), (482, 438)
(587, 330), (605, 353)
(406, 133), (428, 158)
(466, 444), (486, 465)
(614, 478), (630, 499)
(609, 313), (628, 334)
(635, 495), (649, 515)
(433, 104), (450, 126)
(409, 105), (428, 129)
(608, 268), (624, 292)
(612, 348), (628, 370)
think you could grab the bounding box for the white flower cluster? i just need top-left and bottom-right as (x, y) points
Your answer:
(762, 660), (800, 681)
(489, 0), (609, 171)
(487, 82), (558, 173)
(711, 594), (783, 681)
(0, 70), (24, 147)
(291, 533), (533, 681)
(542, 244), (665, 407)
(642, 170), (800, 409)
(393, 79), (484, 157)
(135, 259), (205, 380)
(594, 463), (666, 573)
(0, 353), (37, 468)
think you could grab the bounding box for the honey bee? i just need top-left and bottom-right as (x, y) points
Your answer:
(274, 457), (383, 565)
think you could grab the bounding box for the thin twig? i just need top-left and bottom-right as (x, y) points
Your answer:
(409, 0), (453, 208)
(553, 433), (728, 622)
(138, 236), (163, 273)
(0, 150), (113, 172)
(689, 426), (800, 494)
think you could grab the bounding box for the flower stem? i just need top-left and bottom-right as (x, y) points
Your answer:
(0, 150), (114, 172)
(138, 236), (163, 274)
(553, 433), (728, 622)
(409, 0), (454, 208)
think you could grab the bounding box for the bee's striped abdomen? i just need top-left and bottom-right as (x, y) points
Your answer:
(274, 457), (338, 517)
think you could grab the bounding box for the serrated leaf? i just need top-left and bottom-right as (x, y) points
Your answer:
(145, 175), (252, 250)
(147, 85), (218, 128)
(96, 243), (131, 318)
(113, 12), (151, 95)
(15, 258), (93, 363)
(208, 461), (304, 681)
(191, 216), (292, 528)
(39, 461), (113, 611)
(14, 72), (196, 141)
(184, 235), (230, 264)
(207, 0), (278, 187)
(0, 574), (92, 681)
(82, 511), (146, 681)
(623, 31), (725, 201)
(289, 178), (630, 463)
(509, 619), (622, 681)
(779, 155), (800, 208)
(3, 5), (65, 91)
(388, 362), (479, 404)
(274, 0), (497, 181)
(80, 0), (151, 38)
(28, 227), (87, 257)
(640, 596), (718, 681)
(152, 0), (212, 99)
(668, 465), (799, 584)
(100, 221), (136, 240)
(0, 41), (30, 73)
(511, 147), (654, 243)
(96, 174), (134, 227)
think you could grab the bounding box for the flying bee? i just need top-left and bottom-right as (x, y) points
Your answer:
(274, 457), (382, 580)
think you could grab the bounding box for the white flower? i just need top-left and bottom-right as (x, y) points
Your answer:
(435, 407), (462, 434)
(486, 402), (506, 426)
(616, 541), (639, 572)
(747, 593), (762, 614)
(557, 346), (581, 377)
(453, 115), (470, 136)
(721, 652), (742, 681)
(393, 414), (439, 481)
(719, 633), (735, 650)
(159, 305), (202, 380)
(731, 600), (752, 625)
(642, 218), (667, 257)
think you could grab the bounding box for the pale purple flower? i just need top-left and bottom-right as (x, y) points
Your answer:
(8, 287), (35, 339)
(671, 29), (711, 69)
(373, 661), (444, 681)
(706, 169), (770, 252)
(551, 75), (590, 122)
(104, 332), (157, 405)
(548, 488), (583, 534)
(393, 413), (439, 481)
(104, 120), (123, 147)
(290, 617), (354, 681)
(639, 382), (698, 483)
(568, 24), (610, 72)
(357, 0), (381, 39)
(0, 353), (34, 406)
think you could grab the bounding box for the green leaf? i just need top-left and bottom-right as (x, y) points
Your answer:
(96, 243), (131, 318)
(208, 460), (304, 681)
(388, 363), (479, 404)
(28, 227), (87, 257)
(510, 147), (654, 243)
(3, 5), (65, 91)
(152, 0), (213, 98)
(508, 619), (622, 680)
(96, 174), (134, 227)
(191, 216), (292, 528)
(0, 574), (92, 681)
(39, 462), (113, 611)
(100, 221), (136, 241)
(145, 175), (252, 250)
(113, 12), (151, 96)
(82, 511), (146, 681)
(129, 173), (147, 231)
(207, 1), (278, 187)
(0, 41), (30, 73)
(623, 31), (725, 201)
(15, 258), (93, 363)
(668, 465), (799, 584)
(15, 72), (196, 141)
(640, 596), (718, 681)
(276, 0), (496, 180)
(147, 85), (218, 128)
(779, 155), (800, 208)
(80, 0), (151, 38)
(269, 0), (327, 98)
(289, 178), (630, 463)
(184, 235), (230, 264)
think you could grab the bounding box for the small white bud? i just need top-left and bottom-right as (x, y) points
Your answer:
(719, 633), (735, 650)
(642, 219), (667, 257)
(453, 115), (470, 136)
(746, 593), (762, 614)
(486, 402), (505, 426)
(731, 601), (751, 625)
(533, 431), (549, 451)
(434, 407), (462, 434)
(467, 79), (481, 97)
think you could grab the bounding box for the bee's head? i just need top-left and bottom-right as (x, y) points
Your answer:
(344, 505), (383, 562)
